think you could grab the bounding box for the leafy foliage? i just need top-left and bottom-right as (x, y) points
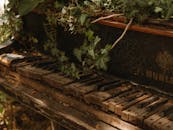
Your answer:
(43, 22), (80, 78)
(1, 0), (173, 78)
(18, 0), (46, 16)
(123, 0), (173, 22)
(74, 30), (111, 71)
(0, 91), (9, 127)
(0, 3), (22, 44)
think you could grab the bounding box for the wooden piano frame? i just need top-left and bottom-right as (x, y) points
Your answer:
(0, 16), (173, 130)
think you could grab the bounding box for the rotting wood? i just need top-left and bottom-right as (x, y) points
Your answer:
(149, 104), (173, 130)
(84, 84), (133, 106)
(3, 61), (173, 130)
(0, 80), (98, 130)
(114, 91), (146, 116)
(121, 96), (168, 127)
(144, 100), (173, 130)
(17, 64), (52, 80)
(96, 122), (119, 130)
(102, 88), (138, 112)
(4, 53), (173, 130)
(63, 76), (103, 96)
(43, 73), (74, 89)
(0, 74), (142, 130)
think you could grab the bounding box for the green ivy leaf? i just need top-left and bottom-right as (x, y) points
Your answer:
(0, 104), (4, 113)
(88, 48), (95, 59)
(95, 55), (110, 70)
(94, 36), (101, 46)
(79, 14), (88, 26)
(54, 1), (63, 10)
(154, 7), (163, 13)
(85, 30), (94, 41)
(18, 0), (45, 16)
(101, 44), (112, 54)
(51, 48), (57, 57)
(74, 48), (82, 61)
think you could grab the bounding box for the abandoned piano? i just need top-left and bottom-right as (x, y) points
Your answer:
(1, 13), (173, 129)
(0, 41), (173, 130)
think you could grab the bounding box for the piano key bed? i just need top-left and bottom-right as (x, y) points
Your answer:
(0, 53), (173, 130)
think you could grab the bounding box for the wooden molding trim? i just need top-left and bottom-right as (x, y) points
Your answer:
(98, 19), (173, 38)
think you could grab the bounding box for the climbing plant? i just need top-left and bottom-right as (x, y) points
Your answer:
(0, 0), (22, 44)
(1, 0), (173, 78)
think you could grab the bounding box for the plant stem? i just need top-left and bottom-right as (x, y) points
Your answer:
(111, 18), (133, 49)
(91, 14), (123, 24)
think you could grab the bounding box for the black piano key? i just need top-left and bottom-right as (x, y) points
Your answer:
(96, 80), (120, 89)
(111, 85), (133, 97)
(34, 61), (56, 68)
(79, 73), (95, 80)
(168, 113), (173, 121)
(29, 59), (52, 66)
(159, 106), (173, 117)
(82, 77), (104, 85)
(146, 98), (168, 112)
(120, 89), (139, 98)
(40, 62), (57, 69)
(125, 92), (144, 102)
(74, 75), (99, 84)
(12, 56), (41, 64)
(25, 56), (43, 62)
(13, 56), (43, 67)
(99, 80), (129, 91)
(137, 96), (159, 108)
(30, 59), (49, 65)
(46, 65), (59, 71)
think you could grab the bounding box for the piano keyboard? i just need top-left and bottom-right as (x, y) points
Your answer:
(1, 53), (173, 130)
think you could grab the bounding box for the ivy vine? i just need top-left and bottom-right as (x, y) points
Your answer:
(1, 0), (173, 78)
